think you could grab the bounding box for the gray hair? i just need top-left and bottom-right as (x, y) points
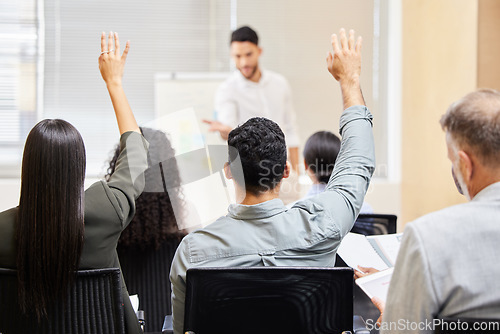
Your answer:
(440, 89), (500, 167)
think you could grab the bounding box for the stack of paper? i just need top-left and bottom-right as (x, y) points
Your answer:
(337, 232), (403, 302)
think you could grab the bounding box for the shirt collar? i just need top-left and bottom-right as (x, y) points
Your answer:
(472, 181), (500, 202)
(227, 198), (287, 220)
(235, 68), (267, 87)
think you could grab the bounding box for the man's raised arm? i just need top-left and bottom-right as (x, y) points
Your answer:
(318, 28), (375, 237)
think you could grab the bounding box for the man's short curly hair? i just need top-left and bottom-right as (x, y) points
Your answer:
(228, 117), (287, 195)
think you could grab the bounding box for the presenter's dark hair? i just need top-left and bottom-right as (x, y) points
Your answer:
(231, 26), (259, 45)
(16, 119), (85, 321)
(228, 117), (287, 194)
(303, 131), (341, 184)
(105, 127), (185, 249)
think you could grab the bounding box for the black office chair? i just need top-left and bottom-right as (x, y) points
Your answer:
(177, 266), (368, 334)
(434, 317), (500, 334)
(119, 238), (181, 333)
(0, 267), (126, 334)
(352, 214), (397, 235)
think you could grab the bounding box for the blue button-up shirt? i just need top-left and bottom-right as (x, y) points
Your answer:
(170, 105), (375, 333)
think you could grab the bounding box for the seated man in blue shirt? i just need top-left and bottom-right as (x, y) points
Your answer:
(170, 28), (375, 334)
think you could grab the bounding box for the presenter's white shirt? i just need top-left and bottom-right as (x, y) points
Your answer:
(215, 69), (299, 147)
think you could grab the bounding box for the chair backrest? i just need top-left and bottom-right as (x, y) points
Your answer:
(184, 266), (354, 334)
(0, 267), (125, 334)
(118, 238), (181, 332)
(434, 317), (500, 334)
(352, 214), (397, 235)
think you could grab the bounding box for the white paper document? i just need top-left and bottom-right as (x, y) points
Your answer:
(367, 233), (403, 267)
(337, 232), (403, 271)
(356, 268), (394, 303)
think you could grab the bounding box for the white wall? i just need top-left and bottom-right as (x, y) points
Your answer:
(0, 179), (21, 212)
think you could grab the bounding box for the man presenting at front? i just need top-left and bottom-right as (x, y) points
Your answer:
(171, 29), (375, 334)
(204, 26), (301, 172)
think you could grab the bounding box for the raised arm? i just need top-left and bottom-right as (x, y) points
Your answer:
(308, 28), (374, 237)
(99, 31), (140, 135)
(95, 32), (148, 229)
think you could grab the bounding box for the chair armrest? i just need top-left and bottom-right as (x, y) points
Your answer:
(162, 315), (173, 334)
(137, 310), (145, 332)
(353, 315), (370, 334)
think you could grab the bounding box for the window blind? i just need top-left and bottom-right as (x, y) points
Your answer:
(41, 0), (231, 177)
(0, 0), (38, 169)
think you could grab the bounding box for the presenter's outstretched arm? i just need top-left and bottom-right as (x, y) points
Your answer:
(203, 119), (233, 140)
(99, 31), (140, 135)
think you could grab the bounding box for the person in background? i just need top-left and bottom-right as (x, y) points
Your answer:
(203, 26), (300, 173)
(106, 127), (185, 332)
(0, 32), (147, 334)
(371, 89), (500, 333)
(170, 28), (375, 334)
(303, 130), (373, 213)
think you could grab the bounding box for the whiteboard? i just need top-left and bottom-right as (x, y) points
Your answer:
(155, 72), (230, 146)
(153, 72), (237, 229)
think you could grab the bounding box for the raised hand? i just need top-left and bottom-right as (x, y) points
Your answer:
(327, 28), (362, 82)
(326, 28), (365, 109)
(99, 31), (130, 87)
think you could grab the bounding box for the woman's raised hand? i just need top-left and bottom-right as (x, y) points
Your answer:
(99, 31), (130, 87)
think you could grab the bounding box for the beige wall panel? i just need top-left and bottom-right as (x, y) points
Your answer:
(478, 0), (500, 90)
(401, 0), (476, 225)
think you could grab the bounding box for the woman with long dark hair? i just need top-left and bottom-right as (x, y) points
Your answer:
(0, 32), (146, 334)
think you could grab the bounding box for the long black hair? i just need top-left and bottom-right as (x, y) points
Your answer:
(105, 127), (185, 250)
(16, 119), (86, 320)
